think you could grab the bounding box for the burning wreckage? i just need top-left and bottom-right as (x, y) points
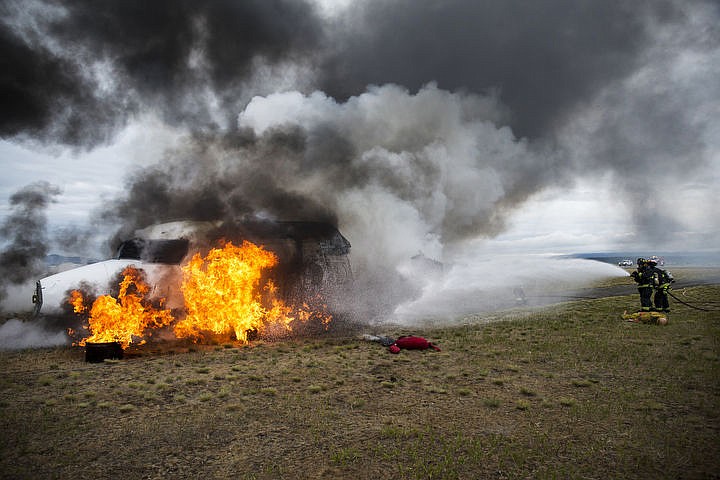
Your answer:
(32, 221), (353, 355)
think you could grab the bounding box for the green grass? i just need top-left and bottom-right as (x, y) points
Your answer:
(0, 282), (718, 479)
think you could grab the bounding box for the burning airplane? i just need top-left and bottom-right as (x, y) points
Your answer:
(33, 220), (352, 350)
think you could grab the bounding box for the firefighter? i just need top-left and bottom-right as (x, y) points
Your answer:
(630, 258), (654, 312)
(647, 258), (674, 312)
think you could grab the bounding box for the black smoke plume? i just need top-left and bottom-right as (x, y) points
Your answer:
(318, 0), (684, 138)
(0, 182), (60, 302)
(1, 0), (323, 147)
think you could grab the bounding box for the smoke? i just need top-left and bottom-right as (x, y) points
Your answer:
(0, 0), (324, 147)
(1, 1), (718, 321)
(319, 0), (678, 138)
(1, 0), (715, 244)
(557, 0), (720, 243)
(101, 85), (543, 241)
(90, 85), (594, 320)
(0, 181), (60, 304)
(0, 318), (68, 350)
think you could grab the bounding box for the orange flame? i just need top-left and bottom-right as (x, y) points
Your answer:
(174, 240), (301, 342)
(71, 266), (174, 348)
(68, 240), (332, 348)
(68, 290), (86, 314)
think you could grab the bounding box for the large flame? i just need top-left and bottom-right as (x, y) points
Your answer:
(175, 240), (300, 342)
(69, 240), (332, 348)
(71, 266), (175, 348)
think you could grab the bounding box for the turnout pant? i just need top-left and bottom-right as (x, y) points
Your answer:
(654, 287), (670, 311)
(638, 286), (653, 311)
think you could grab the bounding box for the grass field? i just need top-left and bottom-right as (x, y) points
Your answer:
(1, 272), (719, 479)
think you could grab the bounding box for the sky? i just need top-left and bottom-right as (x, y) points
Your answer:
(1, 0), (719, 290)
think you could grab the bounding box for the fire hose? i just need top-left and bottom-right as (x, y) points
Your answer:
(667, 290), (719, 312)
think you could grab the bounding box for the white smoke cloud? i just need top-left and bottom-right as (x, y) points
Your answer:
(0, 318), (68, 350)
(238, 84), (542, 263)
(236, 84), (629, 322)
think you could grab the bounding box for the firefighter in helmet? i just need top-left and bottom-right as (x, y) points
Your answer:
(630, 258), (654, 312)
(646, 258), (674, 312)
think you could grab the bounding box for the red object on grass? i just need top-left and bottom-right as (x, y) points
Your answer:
(388, 336), (441, 354)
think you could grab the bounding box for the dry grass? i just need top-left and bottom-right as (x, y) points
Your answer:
(1, 279), (719, 479)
